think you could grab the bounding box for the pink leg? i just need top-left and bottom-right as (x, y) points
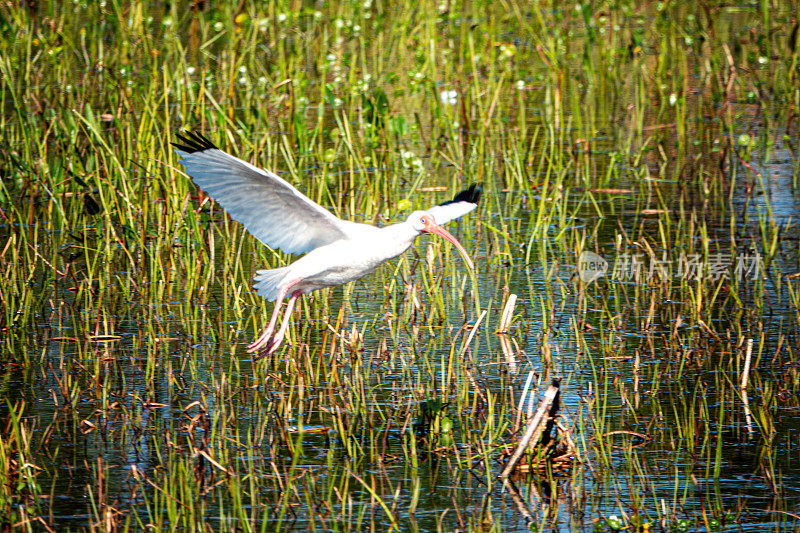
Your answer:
(247, 285), (290, 353)
(264, 290), (301, 356)
(247, 278), (303, 354)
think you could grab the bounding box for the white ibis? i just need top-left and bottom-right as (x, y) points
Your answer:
(173, 131), (481, 356)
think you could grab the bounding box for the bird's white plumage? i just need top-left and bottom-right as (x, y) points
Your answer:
(253, 222), (417, 300)
(174, 146), (359, 254)
(426, 201), (478, 226)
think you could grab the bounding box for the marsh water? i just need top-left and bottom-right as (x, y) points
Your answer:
(2, 1), (800, 531)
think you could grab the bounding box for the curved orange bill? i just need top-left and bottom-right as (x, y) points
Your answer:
(424, 223), (475, 270)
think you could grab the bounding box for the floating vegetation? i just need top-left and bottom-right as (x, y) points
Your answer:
(501, 378), (577, 478)
(1, 0), (799, 530)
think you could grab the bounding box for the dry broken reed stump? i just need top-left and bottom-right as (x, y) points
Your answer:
(500, 378), (577, 477)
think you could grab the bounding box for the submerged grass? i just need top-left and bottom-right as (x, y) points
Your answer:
(1, 0), (799, 530)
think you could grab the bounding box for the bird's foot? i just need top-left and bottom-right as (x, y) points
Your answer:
(250, 339), (275, 361)
(248, 335), (286, 360)
(247, 329), (272, 353)
(247, 328), (275, 354)
(247, 339), (265, 354)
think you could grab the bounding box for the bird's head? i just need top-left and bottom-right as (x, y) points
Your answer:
(407, 210), (436, 232)
(407, 210), (475, 270)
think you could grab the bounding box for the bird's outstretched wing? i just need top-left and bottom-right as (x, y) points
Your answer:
(426, 183), (482, 225)
(173, 131), (353, 255)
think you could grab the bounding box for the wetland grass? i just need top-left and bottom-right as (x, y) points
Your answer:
(1, 0), (799, 530)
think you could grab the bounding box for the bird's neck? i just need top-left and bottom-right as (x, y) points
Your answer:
(377, 221), (420, 259)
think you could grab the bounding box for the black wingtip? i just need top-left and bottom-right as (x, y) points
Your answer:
(172, 130), (219, 154)
(441, 183), (482, 206)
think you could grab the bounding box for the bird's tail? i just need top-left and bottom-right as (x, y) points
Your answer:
(253, 267), (289, 301)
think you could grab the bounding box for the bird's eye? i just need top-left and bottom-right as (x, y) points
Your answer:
(420, 216), (429, 225)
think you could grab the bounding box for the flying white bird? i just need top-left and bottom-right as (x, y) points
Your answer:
(173, 131), (481, 356)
